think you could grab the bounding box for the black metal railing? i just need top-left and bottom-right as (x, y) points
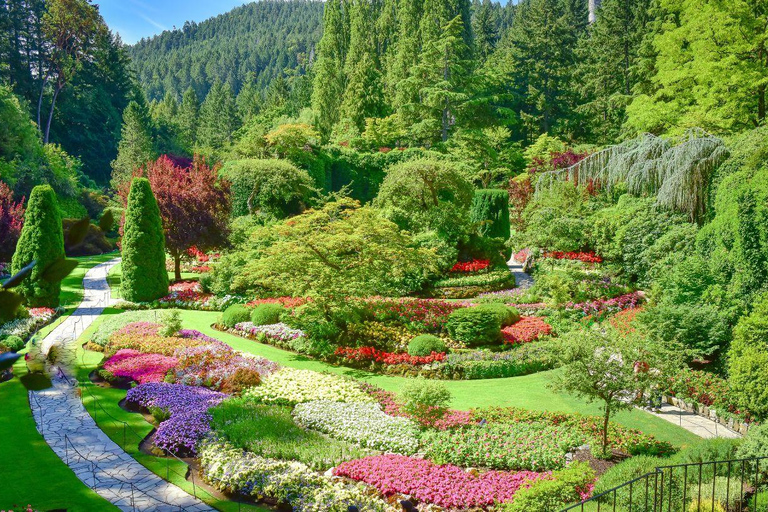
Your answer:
(561, 456), (768, 512)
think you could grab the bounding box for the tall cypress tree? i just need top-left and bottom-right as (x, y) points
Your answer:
(121, 177), (169, 303)
(11, 185), (65, 308)
(197, 79), (239, 154)
(339, 0), (386, 131)
(111, 100), (155, 186)
(311, 0), (349, 137)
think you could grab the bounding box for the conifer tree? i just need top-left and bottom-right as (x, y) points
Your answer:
(11, 185), (65, 307)
(197, 80), (239, 154)
(388, 0), (423, 104)
(236, 72), (262, 124)
(111, 100), (155, 186)
(311, 0), (349, 137)
(120, 177), (169, 303)
(179, 87), (200, 149)
(472, 0), (500, 61)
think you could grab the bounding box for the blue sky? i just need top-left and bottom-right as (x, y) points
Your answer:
(96, 0), (248, 44)
(97, 0), (514, 46)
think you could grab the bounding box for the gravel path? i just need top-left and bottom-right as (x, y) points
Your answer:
(28, 258), (213, 512)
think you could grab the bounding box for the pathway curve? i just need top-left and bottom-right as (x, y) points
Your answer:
(507, 255), (534, 289)
(28, 258), (213, 512)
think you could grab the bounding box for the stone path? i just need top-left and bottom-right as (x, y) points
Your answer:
(507, 255), (534, 289)
(28, 258), (213, 512)
(641, 403), (741, 439)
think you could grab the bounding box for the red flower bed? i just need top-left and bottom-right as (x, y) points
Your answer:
(364, 297), (464, 331)
(544, 251), (603, 264)
(502, 317), (553, 345)
(191, 265), (212, 273)
(513, 248), (530, 264)
(245, 297), (309, 308)
(450, 259), (490, 273)
(334, 454), (547, 508)
(335, 346), (445, 366)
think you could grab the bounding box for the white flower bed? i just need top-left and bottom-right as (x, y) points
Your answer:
(199, 437), (396, 512)
(234, 322), (305, 342)
(293, 401), (420, 455)
(243, 368), (375, 406)
(0, 307), (60, 339)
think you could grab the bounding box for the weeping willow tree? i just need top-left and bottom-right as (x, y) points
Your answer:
(535, 130), (729, 221)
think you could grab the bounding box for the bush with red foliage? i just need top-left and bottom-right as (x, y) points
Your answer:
(544, 251), (603, 264)
(502, 317), (553, 345)
(335, 346), (446, 366)
(450, 259), (490, 273)
(0, 181), (24, 261)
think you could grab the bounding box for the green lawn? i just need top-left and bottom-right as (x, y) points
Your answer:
(0, 254), (119, 512)
(107, 261), (200, 300)
(178, 310), (702, 450)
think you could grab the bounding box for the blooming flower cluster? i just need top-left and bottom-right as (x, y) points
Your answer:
(502, 317), (553, 345)
(244, 368), (375, 406)
(125, 383), (227, 455)
(543, 251), (603, 264)
(292, 401), (420, 454)
(232, 322), (305, 343)
(0, 261), (9, 277)
(513, 248), (531, 263)
(565, 292), (643, 318)
(334, 346), (446, 366)
(361, 384), (474, 430)
(450, 259), (490, 273)
(0, 307), (61, 340)
(363, 297), (465, 332)
(477, 288), (525, 301)
(334, 454), (547, 508)
(665, 369), (749, 420)
(245, 297), (309, 308)
(198, 438), (396, 511)
(421, 422), (585, 471)
(106, 322), (211, 356)
(174, 342), (279, 389)
(103, 349), (178, 384)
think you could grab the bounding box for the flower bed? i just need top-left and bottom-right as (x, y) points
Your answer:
(364, 298), (465, 333)
(292, 401), (420, 454)
(175, 342), (280, 390)
(421, 423), (585, 471)
(105, 322), (212, 356)
(362, 384), (475, 430)
(245, 296), (309, 308)
(565, 292), (643, 318)
(334, 454), (547, 508)
(513, 248), (530, 263)
(443, 343), (560, 379)
(477, 288), (525, 302)
(543, 251), (603, 264)
(433, 268), (515, 289)
(334, 346), (446, 366)
(199, 438), (394, 511)
(243, 368), (375, 406)
(102, 349), (178, 384)
(450, 259), (490, 273)
(0, 307), (61, 340)
(231, 322), (305, 345)
(664, 369), (750, 422)
(502, 317), (553, 345)
(125, 383), (227, 455)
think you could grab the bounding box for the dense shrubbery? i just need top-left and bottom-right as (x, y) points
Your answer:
(407, 334), (447, 357)
(445, 306), (502, 346)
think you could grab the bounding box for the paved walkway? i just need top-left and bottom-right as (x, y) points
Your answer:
(28, 258), (213, 512)
(507, 255), (534, 288)
(641, 403), (741, 439)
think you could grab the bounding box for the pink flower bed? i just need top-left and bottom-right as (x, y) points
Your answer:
(334, 454), (547, 508)
(362, 384), (474, 430)
(103, 349), (178, 383)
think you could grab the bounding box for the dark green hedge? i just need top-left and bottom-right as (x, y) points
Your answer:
(470, 189), (511, 240)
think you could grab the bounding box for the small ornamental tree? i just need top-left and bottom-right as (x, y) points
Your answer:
(11, 185), (64, 307)
(0, 181), (24, 261)
(470, 189), (511, 240)
(123, 156), (231, 281)
(120, 178), (168, 302)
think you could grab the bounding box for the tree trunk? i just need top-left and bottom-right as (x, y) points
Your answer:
(602, 402), (611, 455)
(44, 83), (62, 144)
(37, 75), (48, 132)
(174, 254), (182, 282)
(759, 84), (766, 124)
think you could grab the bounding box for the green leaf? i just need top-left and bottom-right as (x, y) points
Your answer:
(1, 260), (36, 290)
(40, 258), (79, 284)
(67, 217), (91, 248)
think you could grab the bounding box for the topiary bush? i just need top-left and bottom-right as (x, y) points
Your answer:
(11, 185), (65, 307)
(470, 189), (511, 240)
(500, 462), (595, 511)
(407, 334), (447, 357)
(445, 307), (502, 346)
(120, 178), (169, 303)
(477, 304), (520, 327)
(250, 303), (286, 326)
(221, 304), (251, 328)
(0, 335), (25, 352)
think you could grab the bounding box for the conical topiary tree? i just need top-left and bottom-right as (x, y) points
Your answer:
(121, 178), (168, 302)
(11, 185), (65, 307)
(470, 189), (511, 240)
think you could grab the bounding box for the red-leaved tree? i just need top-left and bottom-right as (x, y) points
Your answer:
(120, 155), (231, 281)
(0, 181), (25, 261)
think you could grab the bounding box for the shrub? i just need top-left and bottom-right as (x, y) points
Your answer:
(407, 334), (447, 357)
(595, 456), (683, 512)
(501, 462), (596, 511)
(688, 499), (725, 512)
(158, 309), (181, 337)
(0, 335), (25, 352)
(728, 294), (768, 420)
(478, 303), (521, 327)
(445, 306), (502, 346)
(502, 316), (553, 345)
(220, 304), (251, 328)
(11, 185), (65, 307)
(250, 303), (285, 326)
(120, 178), (169, 302)
(400, 379), (451, 426)
(62, 218), (113, 256)
(0, 181), (24, 261)
(220, 367), (262, 395)
(470, 189), (511, 240)
(737, 423), (768, 460)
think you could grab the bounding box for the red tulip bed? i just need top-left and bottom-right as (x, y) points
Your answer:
(334, 454), (548, 508)
(502, 316), (553, 345)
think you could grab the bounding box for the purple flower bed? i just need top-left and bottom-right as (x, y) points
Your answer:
(125, 382), (227, 455)
(177, 329), (222, 344)
(565, 292), (643, 317)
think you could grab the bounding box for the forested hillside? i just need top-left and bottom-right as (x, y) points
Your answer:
(128, 0), (325, 102)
